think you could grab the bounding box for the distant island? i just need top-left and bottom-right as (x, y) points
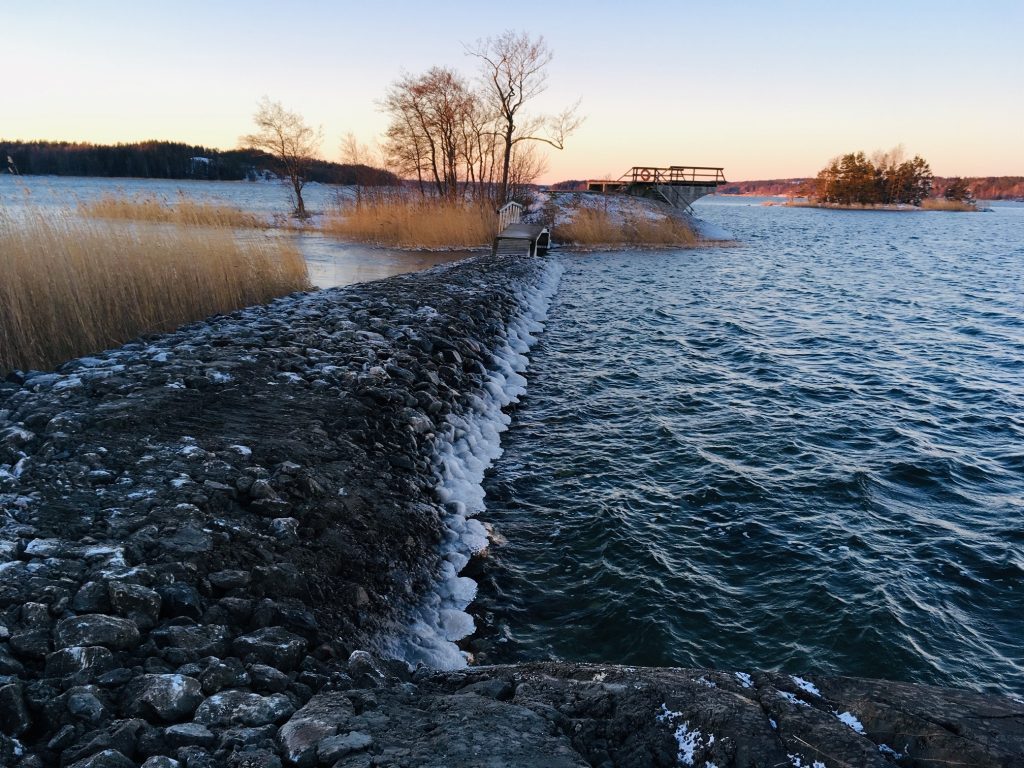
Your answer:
(719, 173), (1024, 201)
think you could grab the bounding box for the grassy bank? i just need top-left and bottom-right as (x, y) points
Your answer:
(921, 198), (979, 212)
(556, 205), (698, 247)
(322, 198), (497, 248)
(79, 193), (267, 228)
(0, 209), (309, 373)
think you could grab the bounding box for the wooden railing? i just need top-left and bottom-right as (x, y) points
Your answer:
(497, 201), (523, 232)
(620, 166), (727, 185)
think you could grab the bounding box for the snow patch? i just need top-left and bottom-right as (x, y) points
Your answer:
(778, 691), (809, 707)
(791, 676), (821, 697)
(734, 671), (753, 689)
(835, 710), (865, 733)
(788, 755), (825, 768)
(878, 743), (903, 759)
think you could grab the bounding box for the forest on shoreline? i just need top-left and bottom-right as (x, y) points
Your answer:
(1, 139), (398, 186)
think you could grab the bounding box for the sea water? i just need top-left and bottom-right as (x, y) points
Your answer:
(472, 197), (1024, 696)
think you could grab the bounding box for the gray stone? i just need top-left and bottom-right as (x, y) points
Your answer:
(248, 663), (290, 693)
(68, 749), (137, 768)
(9, 628), (51, 658)
(194, 690), (295, 727)
(163, 722), (216, 749)
(233, 627), (307, 671)
(197, 656), (250, 694)
(72, 581), (112, 613)
(0, 681), (31, 735)
(150, 624), (231, 662)
(124, 674), (205, 723)
(67, 691), (107, 723)
(109, 581), (162, 629)
(207, 569), (250, 590)
(277, 693), (354, 767)
(317, 731), (373, 762)
(141, 758), (181, 768)
(226, 748), (282, 768)
(54, 614), (140, 650)
(46, 646), (116, 680)
(346, 650), (385, 688)
(155, 583), (203, 620)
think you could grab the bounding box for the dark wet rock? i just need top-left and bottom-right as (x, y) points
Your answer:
(67, 690), (108, 723)
(46, 646), (116, 681)
(233, 627), (307, 672)
(124, 674), (205, 723)
(194, 691), (295, 728)
(156, 584), (203, 620)
(163, 722), (216, 750)
(277, 693), (355, 767)
(142, 758), (182, 768)
(73, 582), (113, 614)
(55, 615), (141, 651)
(68, 749), (138, 768)
(248, 664), (290, 694)
(109, 582), (162, 629)
(0, 680), (31, 735)
(317, 731), (373, 763)
(225, 748), (282, 768)
(151, 624), (231, 663)
(9, 628), (51, 659)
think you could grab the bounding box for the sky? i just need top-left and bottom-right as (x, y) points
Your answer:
(3, 1), (1023, 182)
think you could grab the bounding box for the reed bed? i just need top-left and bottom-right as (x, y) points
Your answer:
(557, 206), (698, 247)
(0, 209), (309, 373)
(921, 197), (978, 212)
(321, 198), (497, 248)
(79, 193), (267, 228)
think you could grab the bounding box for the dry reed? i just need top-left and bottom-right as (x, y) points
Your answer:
(921, 198), (978, 212)
(557, 206), (698, 246)
(321, 198), (497, 248)
(0, 208), (310, 373)
(79, 193), (267, 228)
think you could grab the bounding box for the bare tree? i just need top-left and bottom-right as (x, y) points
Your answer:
(467, 31), (582, 203)
(241, 98), (322, 219)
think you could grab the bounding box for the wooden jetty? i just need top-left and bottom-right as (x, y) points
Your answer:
(492, 201), (550, 257)
(587, 165), (727, 211)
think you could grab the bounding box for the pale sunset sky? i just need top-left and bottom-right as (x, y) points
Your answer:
(4, 0), (1022, 182)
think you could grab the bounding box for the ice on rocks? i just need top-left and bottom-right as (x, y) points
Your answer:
(378, 259), (564, 670)
(790, 676), (821, 697)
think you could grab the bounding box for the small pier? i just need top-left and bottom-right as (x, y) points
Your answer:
(587, 165), (727, 211)
(492, 201), (550, 257)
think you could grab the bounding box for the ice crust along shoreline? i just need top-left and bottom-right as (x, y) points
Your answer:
(379, 259), (565, 668)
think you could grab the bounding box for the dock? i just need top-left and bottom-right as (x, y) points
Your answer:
(492, 202), (550, 257)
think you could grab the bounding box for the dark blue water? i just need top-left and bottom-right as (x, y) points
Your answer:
(473, 199), (1024, 695)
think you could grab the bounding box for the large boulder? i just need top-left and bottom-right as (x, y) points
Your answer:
(54, 615), (140, 651)
(123, 674), (205, 723)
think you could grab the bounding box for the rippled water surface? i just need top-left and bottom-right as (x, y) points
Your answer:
(474, 199), (1024, 695)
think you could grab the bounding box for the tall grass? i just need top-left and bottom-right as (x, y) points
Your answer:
(557, 206), (697, 246)
(0, 209), (310, 373)
(79, 193), (267, 228)
(321, 197), (497, 248)
(921, 197), (978, 212)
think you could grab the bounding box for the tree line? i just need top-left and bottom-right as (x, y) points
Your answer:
(1, 139), (397, 186)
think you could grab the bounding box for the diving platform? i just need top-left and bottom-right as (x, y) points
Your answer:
(587, 165), (727, 211)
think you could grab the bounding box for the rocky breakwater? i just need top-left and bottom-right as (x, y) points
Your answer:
(0, 254), (562, 767)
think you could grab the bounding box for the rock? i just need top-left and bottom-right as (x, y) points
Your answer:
(48, 724), (77, 751)
(141, 758), (181, 768)
(194, 691), (295, 728)
(277, 693), (354, 767)
(208, 569), (250, 590)
(248, 664), (290, 693)
(68, 749), (138, 768)
(156, 584), (203, 620)
(457, 678), (514, 701)
(233, 627), (307, 671)
(0, 681), (31, 735)
(72, 581), (112, 613)
(163, 722), (216, 749)
(0, 646), (24, 675)
(197, 657), (250, 694)
(108, 582), (162, 629)
(226, 748), (282, 768)
(67, 690), (107, 723)
(9, 628), (51, 659)
(46, 646), (115, 681)
(346, 651), (386, 688)
(54, 615), (140, 651)
(124, 674), (205, 723)
(150, 624), (231, 663)
(317, 731), (373, 763)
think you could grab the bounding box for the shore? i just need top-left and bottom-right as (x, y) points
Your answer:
(1, 255), (1020, 767)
